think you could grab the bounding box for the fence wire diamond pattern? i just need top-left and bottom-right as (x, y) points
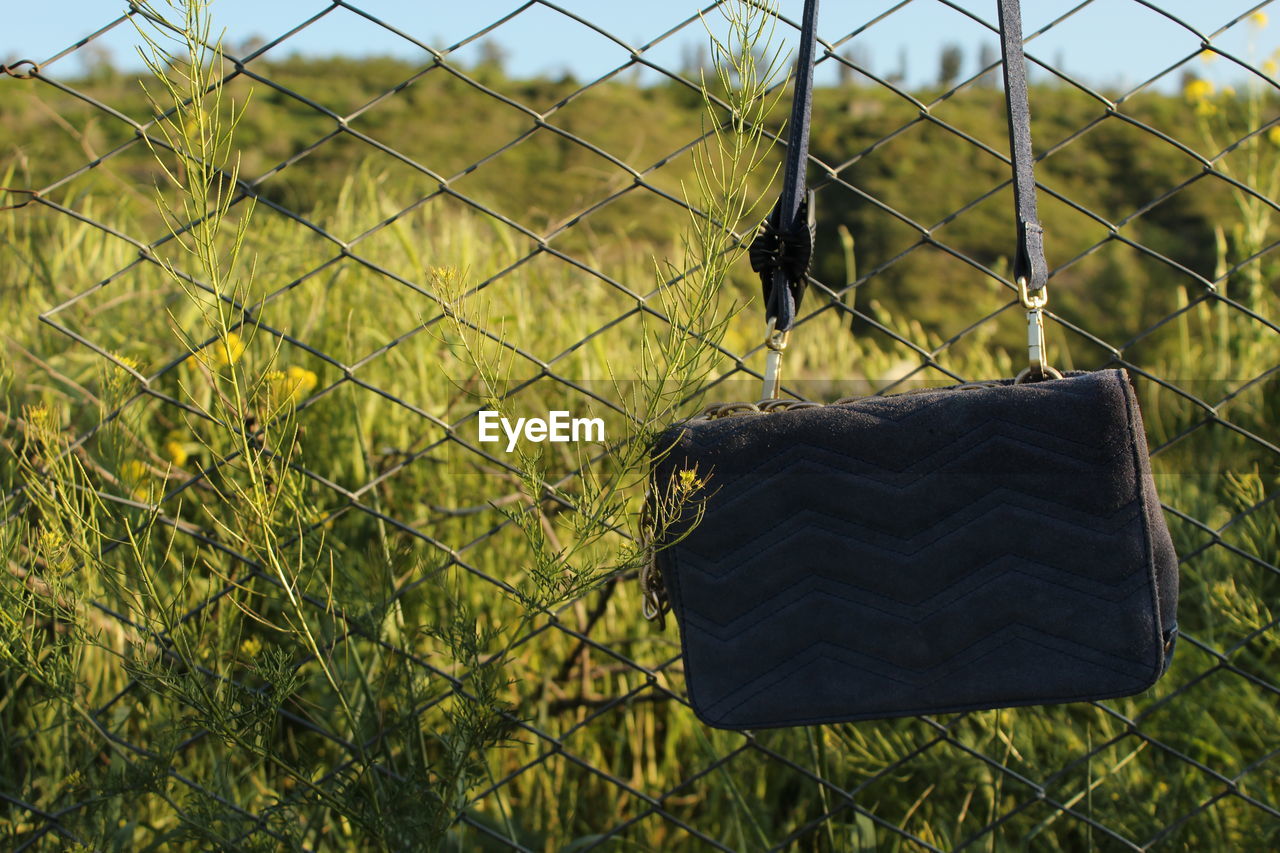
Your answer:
(3, 1), (1279, 850)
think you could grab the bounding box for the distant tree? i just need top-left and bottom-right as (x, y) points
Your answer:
(938, 43), (963, 89)
(977, 41), (998, 88)
(838, 49), (852, 86)
(80, 42), (115, 80)
(838, 46), (870, 87)
(236, 34), (267, 57)
(478, 39), (509, 72)
(887, 45), (908, 85)
(680, 42), (709, 78)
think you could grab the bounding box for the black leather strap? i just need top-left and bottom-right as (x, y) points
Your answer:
(996, 0), (1048, 297)
(750, 0), (1048, 329)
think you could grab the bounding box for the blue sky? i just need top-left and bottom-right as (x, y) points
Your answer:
(6, 1), (1279, 93)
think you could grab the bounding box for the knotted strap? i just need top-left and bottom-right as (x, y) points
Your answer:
(749, 0), (820, 334)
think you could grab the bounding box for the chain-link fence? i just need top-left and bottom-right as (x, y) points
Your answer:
(3, 0), (1279, 849)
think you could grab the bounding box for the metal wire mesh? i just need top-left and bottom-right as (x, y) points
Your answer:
(3, 0), (1279, 849)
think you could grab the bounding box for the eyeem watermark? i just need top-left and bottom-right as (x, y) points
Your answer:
(477, 410), (605, 452)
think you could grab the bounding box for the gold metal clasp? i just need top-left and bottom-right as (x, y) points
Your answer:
(1017, 275), (1048, 311)
(762, 318), (790, 400)
(1027, 302), (1047, 376)
(1014, 277), (1061, 383)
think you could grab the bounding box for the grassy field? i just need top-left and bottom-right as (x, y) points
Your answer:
(2, 2), (1279, 850)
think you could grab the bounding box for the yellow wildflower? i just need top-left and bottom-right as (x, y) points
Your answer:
(1183, 78), (1214, 103)
(308, 508), (336, 530)
(286, 365), (317, 396)
(39, 528), (66, 554)
(268, 365), (318, 405)
(39, 528), (72, 571)
(206, 332), (245, 367)
(163, 440), (189, 467)
(1183, 78), (1217, 117)
(430, 266), (461, 286)
(240, 635), (262, 657)
(1197, 49), (1216, 64)
(119, 459), (150, 501)
(161, 429), (191, 466)
(1265, 59), (1278, 76)
(120, 459), (148, 485)
(677, 468), (704, 493)
(25, 403), (53, 431)
(1251, 11), (1268, 29)
(1268, 125), (1280, 146)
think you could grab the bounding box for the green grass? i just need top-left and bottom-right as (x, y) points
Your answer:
(2, 1), (1278, 850)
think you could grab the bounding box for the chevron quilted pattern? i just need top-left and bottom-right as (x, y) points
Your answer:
(652, 370), (1180, 729)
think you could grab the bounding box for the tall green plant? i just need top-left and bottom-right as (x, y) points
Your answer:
(433, 0), (787, 616)
(133, 3), (534, 849)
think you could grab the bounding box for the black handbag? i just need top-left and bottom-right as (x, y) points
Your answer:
(642, 0), (1179, 730)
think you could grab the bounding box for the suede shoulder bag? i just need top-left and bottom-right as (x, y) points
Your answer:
(641, 0), (1180, 730)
